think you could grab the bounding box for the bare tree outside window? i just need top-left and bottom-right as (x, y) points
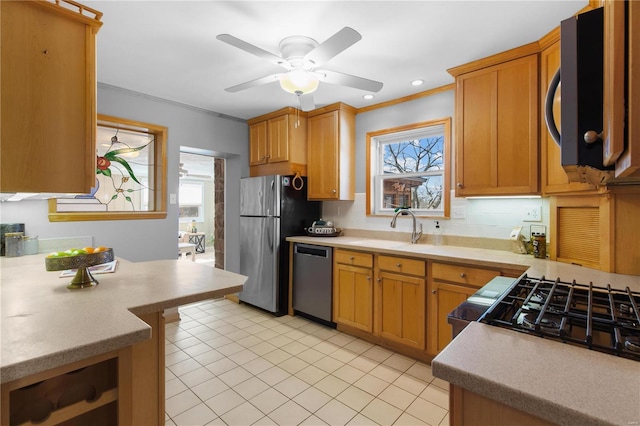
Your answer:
(366, 118), (451, 218)
(383, 136), (444, 210)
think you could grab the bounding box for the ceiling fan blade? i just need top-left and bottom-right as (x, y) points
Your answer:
(224, 74), (280, 93)
(320, 70), (383, 93)
(298, 94), (315, 112)
(305, 27), (362, 67)
(217, 34), (284, 66)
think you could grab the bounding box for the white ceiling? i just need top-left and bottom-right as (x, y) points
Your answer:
(89, 0), (588, 122)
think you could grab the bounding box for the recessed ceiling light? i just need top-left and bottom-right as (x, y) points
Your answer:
(363, 94), (375, 100)
(411, 79), (424, 86)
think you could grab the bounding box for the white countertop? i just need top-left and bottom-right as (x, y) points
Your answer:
(432, 322), (640, 426)
(287, 235), (640, 425)
(1, 254), (246, 383)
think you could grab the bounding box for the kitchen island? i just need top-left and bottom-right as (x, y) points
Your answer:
(1, 254), (246, 425)
(286, 235), (640, 426)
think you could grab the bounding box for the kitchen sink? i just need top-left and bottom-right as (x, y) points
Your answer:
(347, 239), (409, 249)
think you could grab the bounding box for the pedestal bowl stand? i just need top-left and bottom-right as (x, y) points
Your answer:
(45, 249), (114, 289)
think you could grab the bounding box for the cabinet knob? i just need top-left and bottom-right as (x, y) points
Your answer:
(396, 263), (402, 268)
(460, 273), (466, 278)
(265, 155), (271, 159)
(431, 290), (437, 294)
(366, 276), (371, 281)
(332, 189), (337, 194)
(349, 256), (355, 261)
(456, 182), (463, 188)
(584, 130), (603, 144)
(376, 278), (382, 282)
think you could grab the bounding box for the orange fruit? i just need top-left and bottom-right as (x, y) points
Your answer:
(94, 246), (108, 253)
(83, 247), (95, 254)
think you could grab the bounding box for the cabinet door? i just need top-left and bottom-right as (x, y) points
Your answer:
(456, 55), (539, 196)
(540, 40), (596, 194)
(333, 263), (373, 332)
(1, 1), (100, 193)
(376, 271), (425, 350)
(249, 121), (268, 166)
(308, 111), (339, 199)
(431, 282), (476, 353)
(267, 115), (289, 163)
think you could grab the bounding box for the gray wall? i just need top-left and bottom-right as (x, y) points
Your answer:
(354, 90), (455, 192)
(0, 85), (248, 271)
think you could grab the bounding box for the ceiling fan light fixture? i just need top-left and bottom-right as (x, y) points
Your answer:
(411, 79), (424, 86)
(363, 94), (375, 100)
(279, 69), (319, 95)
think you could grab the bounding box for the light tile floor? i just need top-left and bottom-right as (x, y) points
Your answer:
(165, 298), (450, 426)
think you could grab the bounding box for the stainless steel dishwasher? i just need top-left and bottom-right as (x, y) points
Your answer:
(292, 243), (333, 324)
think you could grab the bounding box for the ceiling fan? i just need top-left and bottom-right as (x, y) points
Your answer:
(216, 27), (383, 111)
(179, 163), (212, 180)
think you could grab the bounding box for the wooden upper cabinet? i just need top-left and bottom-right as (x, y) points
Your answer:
(0, 0), (102, 193)
(450, 52), (539, 196)
(249, 120), (268, 166)
(248, 107), (307, 177)
(540, 35), (597, 194)
(307, 103), (356, 200)
(610, 0), (640, 178)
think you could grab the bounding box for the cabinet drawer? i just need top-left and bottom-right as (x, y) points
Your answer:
(377, 255), (425, 276)
(431, 262), (500, 287)
(335, 249), (373, 268)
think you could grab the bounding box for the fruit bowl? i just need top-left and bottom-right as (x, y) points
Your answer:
(45, 249), (114, 289)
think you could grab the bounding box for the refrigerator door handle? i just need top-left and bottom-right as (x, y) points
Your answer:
(267, 218), (273, 253)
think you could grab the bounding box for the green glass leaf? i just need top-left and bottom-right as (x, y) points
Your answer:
(111, 194), (118, 200)
(108, 156), (141, 185)
(125, 196), (132, 202)
(102, 168), (112, 177)
(104, 140), (153, 159)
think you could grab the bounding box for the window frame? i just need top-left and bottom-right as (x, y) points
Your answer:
(48, 114), (167, 221)
(178, 180), (205, 223)
(366, 117), (451, 218)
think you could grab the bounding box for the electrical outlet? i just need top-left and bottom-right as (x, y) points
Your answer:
(170, 193), (177, 204)
(523, 206), (542, 222)
(452, 206), (466, 219)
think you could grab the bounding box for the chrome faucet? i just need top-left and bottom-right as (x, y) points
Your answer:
(390, 208), (423, 244)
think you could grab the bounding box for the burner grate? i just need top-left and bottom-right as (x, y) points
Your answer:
(479, 275), (640, 361)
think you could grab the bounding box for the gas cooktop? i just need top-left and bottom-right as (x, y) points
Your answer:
(479, 275), (640, 361)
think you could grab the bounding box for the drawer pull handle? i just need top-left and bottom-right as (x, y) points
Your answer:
(460, 273), (466, 278)
(396, 263), (402, 267)
(350, 256), (355, 261)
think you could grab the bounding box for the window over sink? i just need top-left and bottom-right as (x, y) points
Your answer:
(366, 118), (451, 218)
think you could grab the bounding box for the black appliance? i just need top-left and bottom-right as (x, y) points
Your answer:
(545, 7), (614, 185)
(239, 175), (321, 316)
(478, 275), (640, 362)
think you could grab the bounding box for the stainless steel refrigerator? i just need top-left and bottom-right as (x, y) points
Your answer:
(239, 175), (321, 315)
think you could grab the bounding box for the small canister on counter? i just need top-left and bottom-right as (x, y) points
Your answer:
(531, 225), (547, 259)
(4, 232), (24, 257)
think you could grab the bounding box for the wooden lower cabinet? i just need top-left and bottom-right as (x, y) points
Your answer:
(430, 282), (477, 354)
(427, 262), (520, 356)
(375, 255), (426, 350)
(333, 249), (374, 333)
(1, 311), (165, 426)
(450, 385), (555, 426)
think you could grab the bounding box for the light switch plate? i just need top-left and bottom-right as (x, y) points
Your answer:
(170, 193), (177, 204)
